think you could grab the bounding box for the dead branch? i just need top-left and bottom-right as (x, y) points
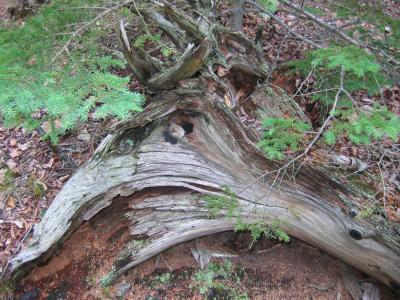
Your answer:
(147, 40), (211, 91)
(243, 0), (322, 49)
(231, 0), (245, 32)
(144, 10), (185, 48)
(163, 3), (205, 40)
(282, 0), (400, 67)
(116, 20), (160, 83)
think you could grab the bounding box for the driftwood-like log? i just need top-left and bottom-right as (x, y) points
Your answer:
(5, 2), (400, 292)
(7, 90), (400, 288)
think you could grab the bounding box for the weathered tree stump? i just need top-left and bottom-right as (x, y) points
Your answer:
(5, 1), (400, 290)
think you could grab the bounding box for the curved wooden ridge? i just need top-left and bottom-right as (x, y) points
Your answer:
(7, 91), (400, 289)
(4, 2), (400, 291)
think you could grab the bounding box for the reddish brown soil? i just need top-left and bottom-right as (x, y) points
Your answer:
(9, 198), (396, 300)
(15, 230), (398, 300)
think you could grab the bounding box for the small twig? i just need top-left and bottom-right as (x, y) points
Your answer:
(282, 0), (400, 66)
(377, 150), (388, 216)
(35, 127), (79, 169)
(239, 66), (346, 198)
(1, 189), (13, 207)
(131, 0), (150, 34)
(293, 68), (314, 97)
(244, 0), (322, 49)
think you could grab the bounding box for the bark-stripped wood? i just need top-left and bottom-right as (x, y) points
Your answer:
(5, 1), (400, 291)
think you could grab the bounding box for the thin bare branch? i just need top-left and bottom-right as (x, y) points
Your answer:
(244, 0), (322, 49)
(282, 0), (400, 66)
(52, 0), (135, 64)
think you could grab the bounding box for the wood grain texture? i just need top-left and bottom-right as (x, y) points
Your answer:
(8, 94), (400, 288)
(5, 4), (400, 290)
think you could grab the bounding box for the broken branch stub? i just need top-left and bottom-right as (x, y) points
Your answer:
(116, 20), (159, 83)
(147, 40), (211, 92)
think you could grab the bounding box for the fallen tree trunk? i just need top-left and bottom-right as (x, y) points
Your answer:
(5, 1), (400, 291)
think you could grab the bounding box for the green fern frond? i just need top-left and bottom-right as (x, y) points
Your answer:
(0, 0), (144, 143)
(258, 117), (311, 160)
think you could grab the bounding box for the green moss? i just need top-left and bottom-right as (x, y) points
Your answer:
(0, 168), (16, 192)
(346, 175), (376, 198)
(370, 216), (400, 249)
(191, 261), (248, 299)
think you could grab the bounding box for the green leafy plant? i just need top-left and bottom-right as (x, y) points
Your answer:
(258, 117), (311, 160)
(324, 105), (400, 145)
(152, 273), (172, 286)
(202, 186), (239, 219)
(0, 0), (144, 143)
(134, 33), (162, 47)
(258, 0), (278, 13)
(358, 205), (375, 219)
(290, 45), (388, 106)
(235, 218), (290, 246)
(134, 33), (175, 58)
(289, 45), (400, 147)
(28, 175), (47, 198)
(192, 261), (248, 299)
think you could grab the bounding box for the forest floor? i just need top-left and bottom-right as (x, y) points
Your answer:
(1, 0), (399, 299)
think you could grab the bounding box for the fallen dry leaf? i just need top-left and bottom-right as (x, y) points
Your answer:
(9, 149), (21, 158)
(6, 196), (16, 209)
(26, 55), (36, 66)
(44, 158), (55, 169)
(59, 175), (70, 182)
(41, 119), (62, 133)
(6, 159), (17, 170)
(18, 143), (29, 151)
(13, 220), (24, 229)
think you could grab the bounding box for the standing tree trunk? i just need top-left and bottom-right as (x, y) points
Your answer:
(5, 1), (400, 291)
